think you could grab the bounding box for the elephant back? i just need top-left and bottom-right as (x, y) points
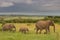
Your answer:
(2, 23), (15, 29)
(35, 20), (54, 28)
(36, 20), (49, 27)
(19, 27), (29, 31)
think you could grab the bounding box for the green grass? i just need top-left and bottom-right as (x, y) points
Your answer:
(0, 31), (58, 40)
(0, 23), (60, 40)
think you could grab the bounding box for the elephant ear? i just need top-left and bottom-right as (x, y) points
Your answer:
(47, 20), (54, 26)
(49, 20), (55, 25)
(50, 20), (54, 24)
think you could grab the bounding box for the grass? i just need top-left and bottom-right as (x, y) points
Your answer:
(0, 23), (60, 40)
(0, 32), (57, 40)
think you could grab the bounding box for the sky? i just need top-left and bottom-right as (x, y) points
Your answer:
(0, 0), (60, 12)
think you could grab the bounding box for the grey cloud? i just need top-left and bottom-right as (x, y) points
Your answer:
(34, 0), (60, 11)
(0, 0), (60, 12)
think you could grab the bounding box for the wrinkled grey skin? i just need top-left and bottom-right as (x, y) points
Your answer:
(19, 27), (29, 34)
(2, 24), (16, 32)
(35, 20), (55, 34)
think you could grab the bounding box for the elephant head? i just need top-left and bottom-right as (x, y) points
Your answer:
(9, 24), (16, 32)
(47, 20), (55, 32)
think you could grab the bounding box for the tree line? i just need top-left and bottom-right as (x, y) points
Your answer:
(0, 16), (60, 23)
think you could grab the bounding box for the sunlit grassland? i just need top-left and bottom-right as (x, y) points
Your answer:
(0, 23), (60, 40)
(0, 31), (57, 40)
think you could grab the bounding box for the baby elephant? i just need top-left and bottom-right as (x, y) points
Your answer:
(19, 27), (29, 34)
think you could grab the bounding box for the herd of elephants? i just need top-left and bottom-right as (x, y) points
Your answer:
(1, 20), (55, 34)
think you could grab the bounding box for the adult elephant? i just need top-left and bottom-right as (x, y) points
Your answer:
(2, 23), (16, 32)
(35, 20), (55, 34)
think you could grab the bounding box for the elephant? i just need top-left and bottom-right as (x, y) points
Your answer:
(2, 23), (16, 32)
(19, 27), (29, 34)
(35, 20), (55, 34)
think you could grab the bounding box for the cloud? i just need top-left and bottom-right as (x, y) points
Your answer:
(41, 1), (60, 10)
(0, 1), (14, 7)
(32, 0), (60, 11)
(0, 0), (60, 12)
(0, 0), (33, 3)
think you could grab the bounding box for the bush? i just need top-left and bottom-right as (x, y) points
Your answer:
(1, 19), (39, 23)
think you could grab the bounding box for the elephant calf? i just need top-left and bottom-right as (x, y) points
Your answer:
(19, 27), (29, 34)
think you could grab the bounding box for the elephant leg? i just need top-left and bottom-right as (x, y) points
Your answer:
(44, 29), (48, 34)
(39, 29), (42, 34)
(9, 29), (12, 32)
(47, 27), (50, 33)
(2, 29), (5, 32)
(36, 29), (39, 34)
(24, 31), (26, 34)
(2, 28), (5, 32)
(13, 30), (15, 32)
(21, 30), (25, 33)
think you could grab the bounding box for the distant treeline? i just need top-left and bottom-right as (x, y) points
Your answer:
(0, 16), (60, 23)
(44, 16), (60, 23)
(1, 19), (39, 23)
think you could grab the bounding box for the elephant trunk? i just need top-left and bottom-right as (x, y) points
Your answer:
(14, 27), (16, 32)
(14, 27), (16, 31)
(13, 26), (16, 32)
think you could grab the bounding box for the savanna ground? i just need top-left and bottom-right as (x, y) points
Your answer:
(0, 23), (60, 40)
